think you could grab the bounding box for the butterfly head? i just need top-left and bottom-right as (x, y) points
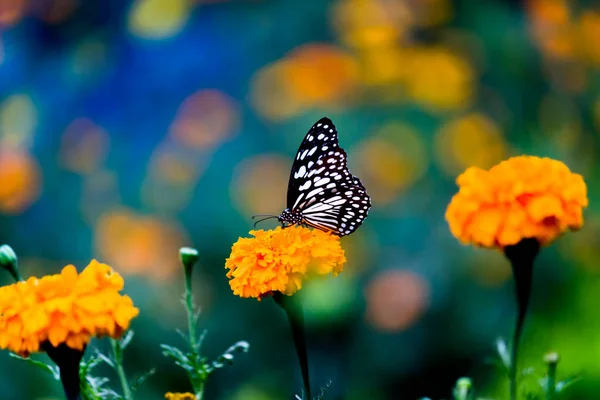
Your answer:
(277, 208), (303, 226)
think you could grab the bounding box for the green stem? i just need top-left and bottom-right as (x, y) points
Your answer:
(111, 339), (133, 400)
(545, 353), (559, 400)
(184, 267), (198, 352)
(274, 293), (312, 399)
(43, 343), (84, 400)
(183, 257), (205, 399)
(504, 238), (539, 400)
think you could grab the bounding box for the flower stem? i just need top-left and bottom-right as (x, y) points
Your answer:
(544, 353), (559, 400)
(504, 238), (540, 400)
(273, 292), (312, 399)
(111, 339), (133, 400)
(185, 266), (198, 352)
(43, 343), (84, 400)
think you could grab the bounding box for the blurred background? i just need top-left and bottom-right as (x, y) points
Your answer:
(0, 0), (599, 399)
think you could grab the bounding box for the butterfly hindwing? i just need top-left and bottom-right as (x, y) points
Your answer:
(302, 182), (371, 236)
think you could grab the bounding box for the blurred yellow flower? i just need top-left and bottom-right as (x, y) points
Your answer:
(128, 0), (190, 39)
(0, 260), (139, 357)
(225, 226), (346, 300)
(165, 393), (196, 400)
(445, 156), (588, 249)
(405, 47), (474, 112)
(434, 112), (506, 177)
(355, 122), (427, 205)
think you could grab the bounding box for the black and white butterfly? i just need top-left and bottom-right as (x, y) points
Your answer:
(253, 117), (371, 236)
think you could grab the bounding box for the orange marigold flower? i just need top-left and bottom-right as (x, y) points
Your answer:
(445, 155), (588, 249)
(165, 393), (196, 400)
(0, 260), (139, 357)
(225, 226), (346, 299)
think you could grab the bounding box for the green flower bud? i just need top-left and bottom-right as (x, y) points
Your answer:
(0, 244), (22, 282)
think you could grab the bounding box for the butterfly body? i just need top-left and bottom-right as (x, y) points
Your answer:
(276, 117), (371, 237)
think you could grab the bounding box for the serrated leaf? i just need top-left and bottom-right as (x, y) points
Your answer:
(97, 352), (115, 368)
(315, 380), (332, 400)
(9, 353), (60, 380)
(175, 329), (188, 342)
(131, 368), (156, 392)
(119, 330), (134, 350)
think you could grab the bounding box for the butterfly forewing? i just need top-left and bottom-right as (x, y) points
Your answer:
(285, 117), (371, 236)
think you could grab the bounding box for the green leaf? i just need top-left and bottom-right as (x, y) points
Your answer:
(496, 338), (511, 372)
(131, 368), (156, 392)
(210, 341), (250, 370)
(556, 375), (582, 392)
(315, 380), (332, 400)
(9, 353), (60, 380)
(119, 330), (134, 350)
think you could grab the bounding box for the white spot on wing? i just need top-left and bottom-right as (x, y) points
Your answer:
(299, 180), (311, 191)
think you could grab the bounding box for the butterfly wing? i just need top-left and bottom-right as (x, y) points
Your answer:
(287, 117), (371, 236)
(287, 117), (355, 210)
(302, 183), (371, 236)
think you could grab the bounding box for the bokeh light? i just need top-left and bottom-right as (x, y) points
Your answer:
(0, 93), (37, 150)
(230, 154), (290, 217)
(128, 0), (191, 40)
(365, 269), (429, 333)
(94, 208), (190, 280)
(169, 89), (239, 151)
(434, 112), (506, 177)
(354, 122), (428, 205)
(59, 118), (110, 175)
(0, 150), (42, 214)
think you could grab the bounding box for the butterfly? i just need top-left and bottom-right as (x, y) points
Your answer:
(253, 117), (371, 236)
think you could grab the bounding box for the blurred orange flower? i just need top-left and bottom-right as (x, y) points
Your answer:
(445, 156), (588, 249)
(0, 150), (41, 214)
(0, 260), (138, 357)
(225, 226), (346, 300)
(165, 393), (196, 400)
(95, 208), (189, 280)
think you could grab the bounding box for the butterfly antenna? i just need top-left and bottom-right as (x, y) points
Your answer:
(251, 214), (279, 219)
(252, 214), (279, 228)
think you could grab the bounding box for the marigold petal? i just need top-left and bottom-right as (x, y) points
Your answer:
(225, 226), (346, 299)
(446, 155), (588, 249)
(0, 260), (138, 355)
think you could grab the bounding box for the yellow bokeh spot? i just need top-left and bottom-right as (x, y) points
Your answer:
(249, 61), (304, 121)
(95, 208), (189, 280)
(435, 112), (506, 177)
(0, 150), (41, 214)
(128, 0), (190, 40)
(0, 93), (37, 149)
(355, 122), (427, 205)
(331, 0), (410, 49)
(579, 11), (600, 66)
(230, 154), (290, 217)
(404, 47), (474, 112)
